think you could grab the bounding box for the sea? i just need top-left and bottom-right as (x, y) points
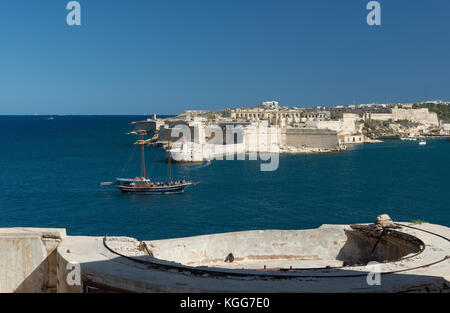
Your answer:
(0, 115), (448, 240)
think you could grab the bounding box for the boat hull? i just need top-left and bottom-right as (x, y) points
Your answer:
(116, 183), (191, 194)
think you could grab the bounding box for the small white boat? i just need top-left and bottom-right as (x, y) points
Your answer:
(418, 139), (427, 146)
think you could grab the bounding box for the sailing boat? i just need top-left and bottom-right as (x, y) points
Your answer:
(111, 133), (197, 194)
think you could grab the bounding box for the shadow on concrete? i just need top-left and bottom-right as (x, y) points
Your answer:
(74, 253), (449, 293)
(336, 227), (423, 266)
(14, 248), (57, 293)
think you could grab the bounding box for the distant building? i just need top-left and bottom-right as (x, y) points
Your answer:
(231, 106), (330, 126)
(260, 101), (279, 110)
(300, 110), (330, 121)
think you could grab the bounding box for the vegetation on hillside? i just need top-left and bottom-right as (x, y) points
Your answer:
(413, 103), (450, 122)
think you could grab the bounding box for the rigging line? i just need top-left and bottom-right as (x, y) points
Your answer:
(118, 144), (138, 178)
(142, 141), (161, 179)
(147, 144), (160, 164)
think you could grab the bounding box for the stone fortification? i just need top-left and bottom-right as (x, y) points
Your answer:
(365, 108), (439, 126)
(281, 128), (339, 150)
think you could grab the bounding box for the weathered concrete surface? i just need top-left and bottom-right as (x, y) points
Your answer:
(0, 228), (66, 293)
(147, 225), (351, 268)
(143, 224), (423, 269)
(1, 223), (448, 293)
(56, 223), (450, 293)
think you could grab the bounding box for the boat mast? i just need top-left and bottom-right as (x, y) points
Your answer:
(141, 134), (146, 179)
(168, 136), (171, 182)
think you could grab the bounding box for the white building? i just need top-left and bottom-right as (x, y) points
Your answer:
(260, 101), (279, 110)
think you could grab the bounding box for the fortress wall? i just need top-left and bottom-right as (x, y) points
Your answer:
(0, 228), (66, 293)
(282, 128), (339, 150)
(316, 120), (341, 132)
(316, 115), (358, 135)
(392, 108), (439, 125)
(243, 125), (280, 152)
(342, 114), (359, 134)
(367, 113), (394, 121)
(157, 121), (208, 145)
(367, 109), (439, 125)
(157, 126), (195, 143)
(133, 120), (158, 134)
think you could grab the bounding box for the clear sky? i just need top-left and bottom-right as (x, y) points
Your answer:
(0, 0), (449, 115)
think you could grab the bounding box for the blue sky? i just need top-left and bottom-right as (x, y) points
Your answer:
(0, 0), (449, 115)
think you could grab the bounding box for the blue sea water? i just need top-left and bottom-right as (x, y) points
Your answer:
(0, 116), (448, 240)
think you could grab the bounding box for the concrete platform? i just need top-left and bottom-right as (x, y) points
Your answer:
(55, 222), (450, 292)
